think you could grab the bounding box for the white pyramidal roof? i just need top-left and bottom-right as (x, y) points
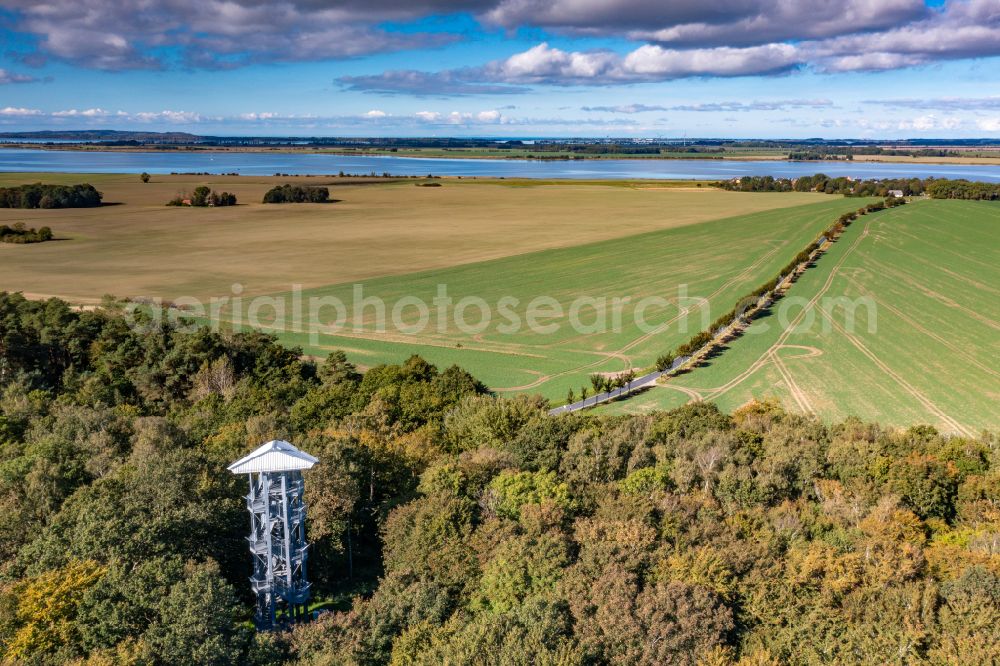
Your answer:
(227, 440), (319, 474)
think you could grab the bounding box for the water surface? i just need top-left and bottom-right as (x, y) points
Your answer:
(1, 148), (998, 181)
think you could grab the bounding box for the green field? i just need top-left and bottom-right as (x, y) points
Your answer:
(602, 199), (1000, 433)
(211, 197), (872, 400)
(8, 171), (995, 431)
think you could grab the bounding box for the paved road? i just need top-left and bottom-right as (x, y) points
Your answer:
(547, 368), (666, 415)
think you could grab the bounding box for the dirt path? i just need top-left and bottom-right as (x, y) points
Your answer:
(657, 384), (706, 401)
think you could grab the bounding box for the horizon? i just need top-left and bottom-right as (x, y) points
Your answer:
(5, 130), (1000, 143)
(1, 0), (999, 138)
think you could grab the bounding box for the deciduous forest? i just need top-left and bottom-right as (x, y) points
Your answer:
(0, 292), (997, 665)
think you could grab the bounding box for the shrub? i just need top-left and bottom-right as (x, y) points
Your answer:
(0, 223), (56, 243)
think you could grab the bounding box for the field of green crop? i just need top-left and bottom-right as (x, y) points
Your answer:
(603, 199), (1000, 434)
(210, 197), (871, 400)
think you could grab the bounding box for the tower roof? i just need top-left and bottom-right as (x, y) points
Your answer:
(228, 440), (319, 474)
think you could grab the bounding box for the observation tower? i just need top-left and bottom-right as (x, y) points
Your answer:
(228, 439), (319, 630)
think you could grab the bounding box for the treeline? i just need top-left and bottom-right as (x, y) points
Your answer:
(0, 183), (102, 209)
(720, 173), (1000, 200)
(263, 184), (330, 203)
(167, 185), (237, 206)
(925, 179), (1000, 200)
(0, 292), (997, 665)
(0, 223), (53, 243)
(847, 147), (966, 158)
(788, 151), (851, 161)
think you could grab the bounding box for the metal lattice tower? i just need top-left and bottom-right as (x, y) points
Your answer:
(228, 440), (319, 630)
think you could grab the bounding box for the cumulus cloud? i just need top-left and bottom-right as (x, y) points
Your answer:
(342, 1), (1000, 93)
(484, 0), (928, 46)
(43, 108), (204, 123)
(364, 109), (387, 118)
(808, 0), (1000, 72)
(133, 110), (204, 123)
(623, 43), (801, 78)
(0, 106), (42, 116)
(5, 0), (1000, 87)
(343, 41), (809, 92)
(2, 0), (468, 69)
(977, 118), (1000, 132)
(412, 109), (505, 124)
(51, 108), (122, 118)
(626, 0), (929, 47)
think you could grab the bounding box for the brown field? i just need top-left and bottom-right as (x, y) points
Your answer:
(0, 173), (827, 302)
(852, 153), (1000, 165)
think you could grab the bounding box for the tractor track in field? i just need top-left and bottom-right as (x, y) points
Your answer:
(843, 274), (1000, 381)
(861, 257), (1000, 332)
(677, 212), (976, 436)
(548, 239), (790, 357)
(656, 384), (706, 402)
(818, 307), (975, 437)
(882, 247), (1000, 297)
(770, 348), (816, 418)
(497, 243), (791, 393)
(701, 215), (874, 403)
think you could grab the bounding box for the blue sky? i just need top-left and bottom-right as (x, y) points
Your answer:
(1, 0), (999, 137)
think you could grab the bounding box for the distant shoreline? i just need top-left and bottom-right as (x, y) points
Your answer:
(4, 142), (1000, 165)
(0, 142), (782, 161)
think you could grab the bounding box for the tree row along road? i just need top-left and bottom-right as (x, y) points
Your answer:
(547, 367), (668, 415)
(549, 208), (852, 416)
(676, 206), (974, 437)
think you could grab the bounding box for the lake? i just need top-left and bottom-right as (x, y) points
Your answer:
(1, 148), (999, 181)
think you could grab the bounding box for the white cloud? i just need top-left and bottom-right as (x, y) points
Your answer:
(624, 42), (800, 78)
(51, 108), (121, 118)
(239, 112), (281, 120)
(4, 0), (462, 69)
(364, 109), (387, 118)
(413, 109), (505, 125)
(0, 106), (42, 116)
(977, 118), (1000, 132)
(132, 110), (203, 123)
(475, 110), (502, 122)
(466, 41), (805, 87)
